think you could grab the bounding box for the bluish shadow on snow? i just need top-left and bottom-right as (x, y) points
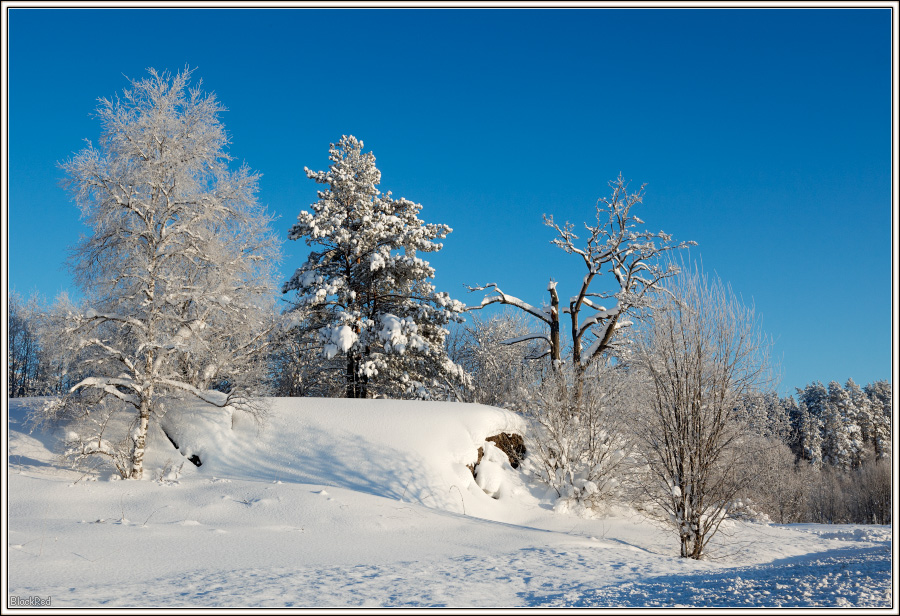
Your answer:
(516, 544), (892, 608)
(195, 421), (444, 509)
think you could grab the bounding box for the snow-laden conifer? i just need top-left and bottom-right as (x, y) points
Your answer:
(283, 135), (465, 399)
(822, 381), (862, 469)
(863, 380), (892, 460)
(796, 398), (824, 466)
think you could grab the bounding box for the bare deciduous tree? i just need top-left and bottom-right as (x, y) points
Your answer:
(632, 261), (773, 559)
(8, 291), (45, 397)
(469, 175), (693, 397)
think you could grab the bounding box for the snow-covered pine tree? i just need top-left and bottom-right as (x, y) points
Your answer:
(283, 135), (466, 399)
(845, 378), (876, 460)
(822, 381), (862, 469)
(864, 380), (892, 460)
(796, 381), (830, 465)
(796, 398), (823, 466)
(50, 68), (280, 479)
(780, 395), (804, 459)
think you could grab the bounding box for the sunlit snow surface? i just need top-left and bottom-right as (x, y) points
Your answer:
(6, 397), (893, 608)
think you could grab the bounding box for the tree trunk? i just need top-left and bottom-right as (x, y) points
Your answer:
(570, 304), (585, 408)
(345, 353), (368, 399)
(548, 282), (561, 369)
(130, 395), (152, 479)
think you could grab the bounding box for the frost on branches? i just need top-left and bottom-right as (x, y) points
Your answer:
(468, 174), (694, 398)
(283, 136), (466, 399)
(47, 68), (280, 480)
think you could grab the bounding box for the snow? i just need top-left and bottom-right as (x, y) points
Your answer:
(474, 441), (509, 498)
(323, 324), (358, 359)
(5, 396), (894, 608)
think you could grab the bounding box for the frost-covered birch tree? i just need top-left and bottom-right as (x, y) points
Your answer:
(47, 68), (280, 479)
(632, 263), (773, 559)
(469, 175), (693, 396)
(283, 135), (466, 399)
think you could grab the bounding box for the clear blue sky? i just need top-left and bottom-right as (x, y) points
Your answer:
(5, 7), (895, 396)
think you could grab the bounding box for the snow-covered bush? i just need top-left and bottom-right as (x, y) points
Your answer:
(524, 361), (637, 515)
(283, 135), (466, 400)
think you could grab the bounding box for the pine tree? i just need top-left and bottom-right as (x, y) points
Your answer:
(796, 398), (823, 466)
(283, 135), (466, 399)
(864, 380), (892, 460)
(798, 381), (829, 420)
(822, 381), (862, 468)
(781, 395), (804, 459)
(845, 378), (876, 460)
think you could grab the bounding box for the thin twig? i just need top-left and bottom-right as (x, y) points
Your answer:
(449, 484), (466, 515)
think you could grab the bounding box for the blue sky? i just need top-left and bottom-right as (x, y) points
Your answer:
(5, 7), (895, 395)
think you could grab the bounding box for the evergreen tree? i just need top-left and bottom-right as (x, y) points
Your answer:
(283, 135), (466, 399)
(781, 395), (804, 459)
(822, 381), (862, 468)
(845, 378), (875, 459)
(798, 381), (829, 420)
(796, 398), (823, 466)
(864, 380), (892, 460)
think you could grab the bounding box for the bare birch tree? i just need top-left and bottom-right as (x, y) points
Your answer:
(632, 262), (773, 559)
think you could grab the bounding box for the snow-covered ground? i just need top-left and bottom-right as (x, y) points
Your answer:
(4, 396), (894, 608)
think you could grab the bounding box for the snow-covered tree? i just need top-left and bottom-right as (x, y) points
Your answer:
(798, 382), (829, 421)
(632, 263), (773, 559)
(844, 378), (876, 460)
(864, 380), (892, 460)
(283, 135), (466, 399)
(45, 67), (280, 479)
(822, 381), (862, 469)
(796, 398), (823, 466)
(267, 306), (344, 398)
(447, 309), (543, 410)
(8, 291), (46, 397)
(469, 175), (694, 397)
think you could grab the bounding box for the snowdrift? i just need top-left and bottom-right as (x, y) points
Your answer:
(157, 397), (530, 519)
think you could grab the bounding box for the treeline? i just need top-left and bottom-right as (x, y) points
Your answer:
(739, 379), (892, 525)
(7, 291), (82, 398)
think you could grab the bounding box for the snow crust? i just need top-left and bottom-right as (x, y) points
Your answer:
(5, 397), (893, 608)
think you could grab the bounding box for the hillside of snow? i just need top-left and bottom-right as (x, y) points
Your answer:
(5, 397), (893, 608)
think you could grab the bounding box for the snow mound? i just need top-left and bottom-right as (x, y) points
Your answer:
(159, 397), (530, 519)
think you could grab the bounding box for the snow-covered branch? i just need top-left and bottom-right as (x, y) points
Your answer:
(466, 283), (551, 324)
